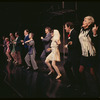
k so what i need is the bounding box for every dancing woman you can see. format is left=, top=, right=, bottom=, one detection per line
left=78, top=16, right=99, bottom=93
left=45, top=29, right=62, bottom=79
left=10, top=36, right=18, bottom=64
left=5, top=37, right=12, bottom=62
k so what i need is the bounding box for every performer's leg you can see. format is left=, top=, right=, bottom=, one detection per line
left=13, top=52, right=18, bottom=63
left=79, top=65, right=88, bottom=93
left=25, top=53, right=31, bottom=67
left=52, top=61, right=62, bottom=79
left=64, top=60, right=74, bottom=84
left=45, top=59, right=53, bottom=75
left=30, top=54, right=38, bottom=70
left=17, top=51, right=22, bottom=65
left=40, top=50, right=47, bottom=68
left=6, top=51, right=11, bottom=61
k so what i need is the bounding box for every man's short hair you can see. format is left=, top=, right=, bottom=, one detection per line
left=45, top=27, right=51, bottom=32
left=24, top=29, right=29, bottom=33
left=65, top=22, right=74, bottom=29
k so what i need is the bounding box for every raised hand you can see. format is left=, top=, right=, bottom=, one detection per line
left=92, top=24, right=98, bottom=35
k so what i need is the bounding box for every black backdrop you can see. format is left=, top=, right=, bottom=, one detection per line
left=0, top=1, right=100, bottom=59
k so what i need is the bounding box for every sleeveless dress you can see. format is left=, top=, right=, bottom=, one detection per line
left=46, top=39, right=60, bottom=61
left=11, top=40, right=16, bottom=53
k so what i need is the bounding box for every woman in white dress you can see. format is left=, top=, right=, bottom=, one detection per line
left=45, top=29, right=62, bottom=79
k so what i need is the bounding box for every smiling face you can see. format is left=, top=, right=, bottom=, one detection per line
left=82, top=18, right=91, bottom=29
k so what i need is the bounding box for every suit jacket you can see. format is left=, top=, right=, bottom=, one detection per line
left=27, top=40, right=36, bottom=55
left=67, top=29, right=81, bottom=63
left=15, top=36, right=21, bottom=51
left=24, top=35, right=29, bottom=48
left=42, top=33, right=52, bottom=53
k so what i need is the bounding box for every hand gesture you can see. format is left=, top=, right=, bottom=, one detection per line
left=14, top=42, right=16, bottom=44
left=68, top=41, right=72, bottom=45
left=47, top=48, right=51, bottom=52
left=64, top=44, right=68, bottom=48
left=21, top=40, right=24, bottom=43
left=22, top=43, right=24, bottom=45
left=41, top=37, right=43, bottom=40
left=92, top=24, right=98, bottom=35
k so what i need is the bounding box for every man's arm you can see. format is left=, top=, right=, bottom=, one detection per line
left=42, top=33, right=52, bottom=42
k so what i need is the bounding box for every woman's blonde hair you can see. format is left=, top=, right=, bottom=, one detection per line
left=84, top=16, right=95, bottom=25
left=52, top=29, right=61, bottom=45
left=5, top=37, right=9, bottom=41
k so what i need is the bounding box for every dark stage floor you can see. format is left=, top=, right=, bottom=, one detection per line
left=0, top=57, right=100, bottom=98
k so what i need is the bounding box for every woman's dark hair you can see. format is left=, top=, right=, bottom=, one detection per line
left=45, top=27, right=51, bottom=33
left=65, top=22, right=74, bottom=29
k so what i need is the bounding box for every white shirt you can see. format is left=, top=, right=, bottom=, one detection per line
left=69, top=28, right=74, bottom=34
left=15, top=37, right=18, bottom=41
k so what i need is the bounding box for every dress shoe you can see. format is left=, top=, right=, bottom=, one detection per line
left=26, top=66, right=31, bottom=70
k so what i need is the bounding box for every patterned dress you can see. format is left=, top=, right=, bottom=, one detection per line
left=46, top=38, right=60, bottom=61
left=11, top=40, right=16, bottom=53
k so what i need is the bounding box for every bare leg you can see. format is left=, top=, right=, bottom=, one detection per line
left=11, top=52, right=17, bottom=63
left=17, top=51, right=22, bottom=65
left=52, top=61, right=62, bottom=79
left=45, top=59, right=54, bottom=75
left=6, top=51, right=11, bottom=61
left=79, top=65, right=87, bottom=93
left=90, top=67, right=97, bottom=80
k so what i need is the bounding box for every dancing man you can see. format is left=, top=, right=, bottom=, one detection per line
left=40, top=27, right=52, bottom=71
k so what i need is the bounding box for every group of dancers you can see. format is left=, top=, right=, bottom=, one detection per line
left=1, top=15, right=100, bottom=94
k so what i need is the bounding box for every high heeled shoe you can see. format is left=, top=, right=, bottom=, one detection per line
left=48, top=71, right=53, bottom=75
left=56, top=74, right=62, bottom=79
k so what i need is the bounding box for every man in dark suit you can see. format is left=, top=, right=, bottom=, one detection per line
left=64, top=22, right=81, bottom=89
left=40, top=27, right=52, bottom=70
left=21, top=29, right=29, bottom=68
left=15, top=32, right=22, bottom=65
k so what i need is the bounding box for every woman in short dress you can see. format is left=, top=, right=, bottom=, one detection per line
left=5, top=37, right=12, bottom=62
left=10, top=36, right=18, bottom=64
left=79, top=16, right=98, bottom=78
left=45, top=29, right=62, bottom=79
left=78, top=16, right=100, bottom=93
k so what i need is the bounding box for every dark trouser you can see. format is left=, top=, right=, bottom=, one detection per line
left=64, top=59, right=80, bottom=87
left=21, top=47, right=28, bottom=67
left=40, top=50, right=50, bottom=69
